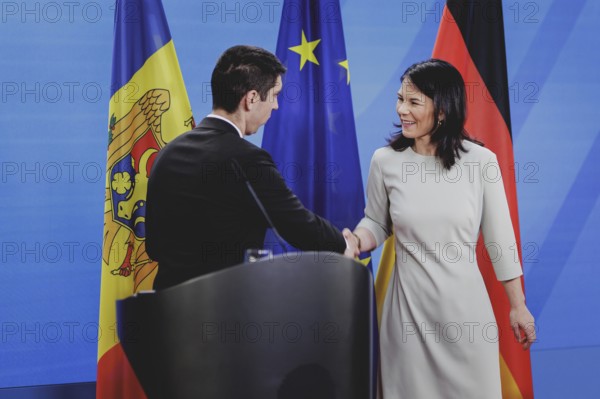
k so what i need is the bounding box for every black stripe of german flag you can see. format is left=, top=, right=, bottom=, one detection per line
left=446, top=0, right=512, bottom=136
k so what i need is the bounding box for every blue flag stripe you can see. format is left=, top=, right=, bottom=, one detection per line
left=110, top=0, right=172, bottom=96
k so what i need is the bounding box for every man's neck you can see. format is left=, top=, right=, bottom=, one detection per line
left=210, top=109, right=245, bottom=137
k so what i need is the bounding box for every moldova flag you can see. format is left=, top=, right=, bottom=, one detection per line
left=262, top=0, right=371, bottom=269
left=97, top=1, right=194, bottom=397
left=376, top=1, right=533, bottom=397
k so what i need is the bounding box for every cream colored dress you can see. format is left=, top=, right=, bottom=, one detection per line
left=357, top=141, right=523, bottom=399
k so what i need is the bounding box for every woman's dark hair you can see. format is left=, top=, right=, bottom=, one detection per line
left=388, top=58, right=480, bottom=169
left=211, top=45, right=287, bottom=113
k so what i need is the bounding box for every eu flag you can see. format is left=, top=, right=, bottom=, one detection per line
left=262, top=0, right=368, bottom=267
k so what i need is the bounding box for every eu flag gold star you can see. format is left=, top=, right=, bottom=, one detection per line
left=357, top=256, right=372, bottom=267
left=338, top=59, right=350, bottom=84
left=289, top=30, right=321, bottom=70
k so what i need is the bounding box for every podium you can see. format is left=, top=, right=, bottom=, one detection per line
left=117, top=252, right=374, bottom=399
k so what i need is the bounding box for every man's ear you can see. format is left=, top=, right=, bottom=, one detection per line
left=244, top=90, right=260, bottom=110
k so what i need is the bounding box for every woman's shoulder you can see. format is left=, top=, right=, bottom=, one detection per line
left=371, top=145, right=407, bottom=166
left=461, top=139, right=497, bottom=161
left=373, top=145, right=395, bottom=157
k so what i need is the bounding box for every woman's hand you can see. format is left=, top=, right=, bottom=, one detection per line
left=502, top=277, right=536, bottom=350
left=509, top=304, right=536, bottom=350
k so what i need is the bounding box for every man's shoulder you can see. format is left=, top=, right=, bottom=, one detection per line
left=155, top=122, right=274, bottom=168
left=233, top=140, right=274, bottom=165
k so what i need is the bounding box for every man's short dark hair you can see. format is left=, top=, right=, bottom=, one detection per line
left=211, top=45, right=287, bottom=113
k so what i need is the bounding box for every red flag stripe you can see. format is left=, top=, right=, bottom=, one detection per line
left=96, top=343, right=147, bottom=399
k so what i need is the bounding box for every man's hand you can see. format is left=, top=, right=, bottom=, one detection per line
left=342, top=228, right=360, bottom=259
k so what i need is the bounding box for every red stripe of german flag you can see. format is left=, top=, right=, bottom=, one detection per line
left=432, top=1, right=533, bottom=398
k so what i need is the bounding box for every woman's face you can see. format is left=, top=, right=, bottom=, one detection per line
left=396, top=79, right=436, bottom=140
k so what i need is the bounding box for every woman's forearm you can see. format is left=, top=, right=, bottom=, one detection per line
left=502, top=277, right=526, bottom=309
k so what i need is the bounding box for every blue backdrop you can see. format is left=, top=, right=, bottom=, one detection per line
left=1, top=1, right=598, bottom=397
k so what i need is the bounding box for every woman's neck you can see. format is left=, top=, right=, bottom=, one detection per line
left=412, top=136, right=436, bottom=156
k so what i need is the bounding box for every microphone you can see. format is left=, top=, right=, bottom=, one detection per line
left=230, top=158, right=288, bottom=251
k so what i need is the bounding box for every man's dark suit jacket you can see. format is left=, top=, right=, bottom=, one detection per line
left=146, top=117, right=346, bottom=289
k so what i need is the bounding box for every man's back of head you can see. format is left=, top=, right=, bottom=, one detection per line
left=211, top=45, right=287, bottom=113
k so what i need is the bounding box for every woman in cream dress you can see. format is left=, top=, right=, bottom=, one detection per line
left=346, top=60, right=536, bottom=398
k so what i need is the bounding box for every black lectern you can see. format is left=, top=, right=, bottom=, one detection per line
left=117, top=252, right=374, bottom=399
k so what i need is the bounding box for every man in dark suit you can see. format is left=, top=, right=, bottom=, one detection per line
left=146, top=45, right=358, bottom=289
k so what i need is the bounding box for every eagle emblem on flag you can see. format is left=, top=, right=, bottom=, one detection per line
left=102, top=89, right=192, bottom=290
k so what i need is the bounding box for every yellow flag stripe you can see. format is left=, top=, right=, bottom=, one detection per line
left=500, top=354, right=524, bottom=399
left=375, top=236, right=395, bottom=325
left=108, top=41, right=192, bottom=143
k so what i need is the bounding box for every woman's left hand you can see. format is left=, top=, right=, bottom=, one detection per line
left=509, top=304, right=536, bottom=350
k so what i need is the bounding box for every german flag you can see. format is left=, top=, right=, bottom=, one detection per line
left=432, top=1, right=533, bottom=398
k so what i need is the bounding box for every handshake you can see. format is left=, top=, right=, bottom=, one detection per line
left=342, top=228, right=362, bottom=259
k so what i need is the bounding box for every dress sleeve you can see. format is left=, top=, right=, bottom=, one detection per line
left=357, top=150, right=392, bottom=247
left=480, top=153, right=524, bottom=281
